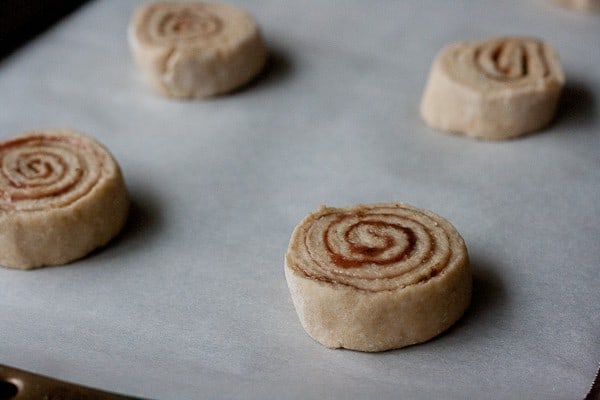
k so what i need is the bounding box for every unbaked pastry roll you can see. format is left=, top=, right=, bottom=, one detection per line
left=0, top=130, right=129, bottom=269
left=128, top=1, right=267, bottom=98
left=285, top=203, right=471, bottom=352
left=555, top=0, right=600, bottom=11
left=420, top=36, right=565, bottom=140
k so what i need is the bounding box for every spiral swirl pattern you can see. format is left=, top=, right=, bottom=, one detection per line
left=287, top=204, right=467, bottom=292
left=420, top=36, right=564, bottom=139
left=0, top=133, right=105, bottom=212
left=143, top=3, right=223, bottom=45
left=129, top=2, right=266, bottom=99
left=473, top=37, right=549, bottom=82
left=440, top=36, right=563, bottom=90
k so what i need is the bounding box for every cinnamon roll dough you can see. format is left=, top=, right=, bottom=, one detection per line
left=128, top=1, right=267, bottom=98
left=556, top=0, right=600, bottom=11
left=0, top=130, right=129, bottom=269
left=285, top=203, right=471, bottom=352
left=420, top=36, right=565, bottom=140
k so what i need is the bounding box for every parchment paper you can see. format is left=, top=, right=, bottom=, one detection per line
left=0, top=1, right=598, bottom=399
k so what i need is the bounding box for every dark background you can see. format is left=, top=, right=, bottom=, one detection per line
left=0, top=0, right=89, bottom=61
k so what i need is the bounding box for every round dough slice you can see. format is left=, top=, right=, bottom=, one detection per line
left=0, top=130, right=130, bottom=269
left=285, top=203, right=471, bottom=352
left=420, top=36, right=565, bottom=140
left=128, top=1, right=267, bottom=98
left=555, top=0, right=600, bottom=12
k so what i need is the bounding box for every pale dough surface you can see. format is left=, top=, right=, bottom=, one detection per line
left=128, top=1, right=267, bottom=98
left=556, top=0, right=600, bottom=11
left=285, top=203, right=471, bottom=352
left=0, top=130, right=129, bottom=269
left=420, top=36, right=565, bottom=140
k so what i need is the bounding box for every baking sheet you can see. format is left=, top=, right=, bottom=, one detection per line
left=0, top=1, right=599, bottom=399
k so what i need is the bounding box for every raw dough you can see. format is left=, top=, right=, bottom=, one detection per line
left=420, top=36, right=565, bottom=140
left=128, top=1, right=267, bottom=98
left=0, top=130, right=129, bottom=269
left=285, top=203, right=471, bottom=352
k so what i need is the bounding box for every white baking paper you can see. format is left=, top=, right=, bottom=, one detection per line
left=0, top=1, right=598, bottom=399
